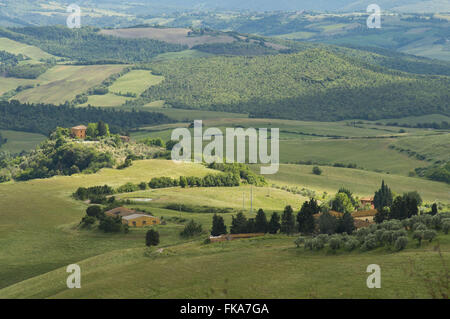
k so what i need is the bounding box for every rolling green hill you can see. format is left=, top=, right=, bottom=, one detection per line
left=139, top=48, right=450, bottom=121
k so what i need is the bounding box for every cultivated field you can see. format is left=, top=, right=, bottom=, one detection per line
left=100, top=28, right=236, bottom=48
left=13, top=64, right=127, bottom=104
left=80, top=70, right=164, bottom=107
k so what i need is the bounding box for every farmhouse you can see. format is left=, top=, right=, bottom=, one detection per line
left=122, top=214, right=160, bottom=227
left=71, top=125, right=87, bottom=139
left=360, top=196, right=375, bottom=209
left=105, top=206, right=136, bottom=217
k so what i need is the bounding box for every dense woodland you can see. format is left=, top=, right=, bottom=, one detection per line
left=141, top=49, right=450, bottom=121
left=0, top=26, right=186, bottom=63
left=0, top=100, right=172, bottom=135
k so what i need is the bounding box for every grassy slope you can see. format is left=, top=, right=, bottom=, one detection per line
left=0, top=160, right=214, bottom=289
left=131, top=117, right=439, bottom=176
left=13, top=64, right=126, bottom=104
left=0, top=129, right=46, bottom=153
left=80, top=70, right=164, bottom=107
left=256, top=164, right=450, bottom=202
left=1, top=232, right=449, bottom=299
left=0, top=37, right=55, bottom=60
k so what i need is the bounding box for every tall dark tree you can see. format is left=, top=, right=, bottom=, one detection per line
left=373, top=180, right=393, bottom=211
left=146, top=229, right=160, bottom=246
left=318, top=212, right=338, bottom=235
left=97, top=120, right=108, bottom=137
left=268, top=212, right=281, bottom=234
left=281, top=205, right=296, bottom=235
left=255, top=208, right=268, bottom=233
left=246, top=218, right=256, bottom=233
left=390, top=193, right=418, bottom=220
left=230, top=212, right=248, bottom=234
left=86, top=205, right=102, bottom=218
left=297, top=200, right=316, bottom=234
left=337, top=212, right=355, bottom=234
left=211, top=214, right=227, bottom=236
left=430, top=203, right=438, bottom=216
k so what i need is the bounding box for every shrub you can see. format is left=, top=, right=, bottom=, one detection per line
left=381, top=230, right=394, bottom=246
left=329, top=237, right=342, bottom=251
left=312, top=166, right=322, bottom=175
left=345, top=238, right=359, bottom=251
left=361, top=234, right=378, bottom=251
left=312, top=238, right=325, bottom=251
left=98, top=216, right=125, bottom=233
left=304, top=239, right=313, bottom=250
left=394, top=236, right=408, bottom=251
left=146, top=229, right=160, bottom=246
left=86, top=205, right=102, bottom=218
left=423, top=230, right=437, bottom=243
left=414, top=223, right=427, bottom=231
left=116, top=182, right=139, bottom=193
left=294, top=236, right=305, bottom=248
left=316, top=234, right=329, bottom=244
left=413, top=230, right=425, bottom=246
left=443, top=220, right=450, bottom=234
left=80, top=215, right=96, bottom=227
left=180, top=220, right=203, bottom=238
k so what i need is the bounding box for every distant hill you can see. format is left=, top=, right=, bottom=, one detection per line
left=139, top=48, right=450, bottom=121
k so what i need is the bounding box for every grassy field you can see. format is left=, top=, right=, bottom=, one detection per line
left=131, top=117, right=439, bottom=176
left=1, top=226, right=449, bottom=298
left=0, top=76, right=36, bottom=95
left=100, top=27, right=236, bottom=48
left=0, top=37, right=55, bottom=61
left=80, top=70, right=164, bottom=107
left=256, top=164, right=450, bottom=203
left=12, top=64, right=127, bottom=104
left=0, top=129, right=46, bottom=153
left=0, top=158, right=448, bottom=298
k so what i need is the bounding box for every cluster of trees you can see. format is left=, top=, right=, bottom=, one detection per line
left=80, top=205, right=128, bottom=233
left=210, top=200, right=355, bottom=237
left=140, top=49, right=450, bottom=121
left=150, top=173, right=241, bottom=189
left=416, top=162, right=450, bottom=184
left=4, top=63, right=51, bottom=79
left=385, top=120, right=449, bottom=130
left=0, top=100, right=172, bottom=135
left=300, top=212, right=450, bottom=253
left=4, top=26, right=187, bottom=63
left=73, top=185, right=115, bottom=202
left=373, top=181, right=423, bottom=223
left=207, top=162, right=266, bottom=186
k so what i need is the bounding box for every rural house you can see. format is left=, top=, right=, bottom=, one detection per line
left=122, top=214, right=160, bottom=227
left=71, top=125, right=87, bottom=139
left=360, top=196, right=375, bottom=209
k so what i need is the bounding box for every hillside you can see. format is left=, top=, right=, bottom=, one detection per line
left=139, top=48, right=450, bottom=121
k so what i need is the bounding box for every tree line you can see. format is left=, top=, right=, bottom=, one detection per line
left=0, top=100, right=173, bottom=136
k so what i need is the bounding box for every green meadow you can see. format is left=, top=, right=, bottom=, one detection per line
left=0, top=37, right=55, bottom=61
left=13, top=64, right=126, bottom=105
left=130, top=117, right=444, bottom=176
left=0, top=158, right=448, bottom=298
left=0, top=129, right=46, bottom=153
